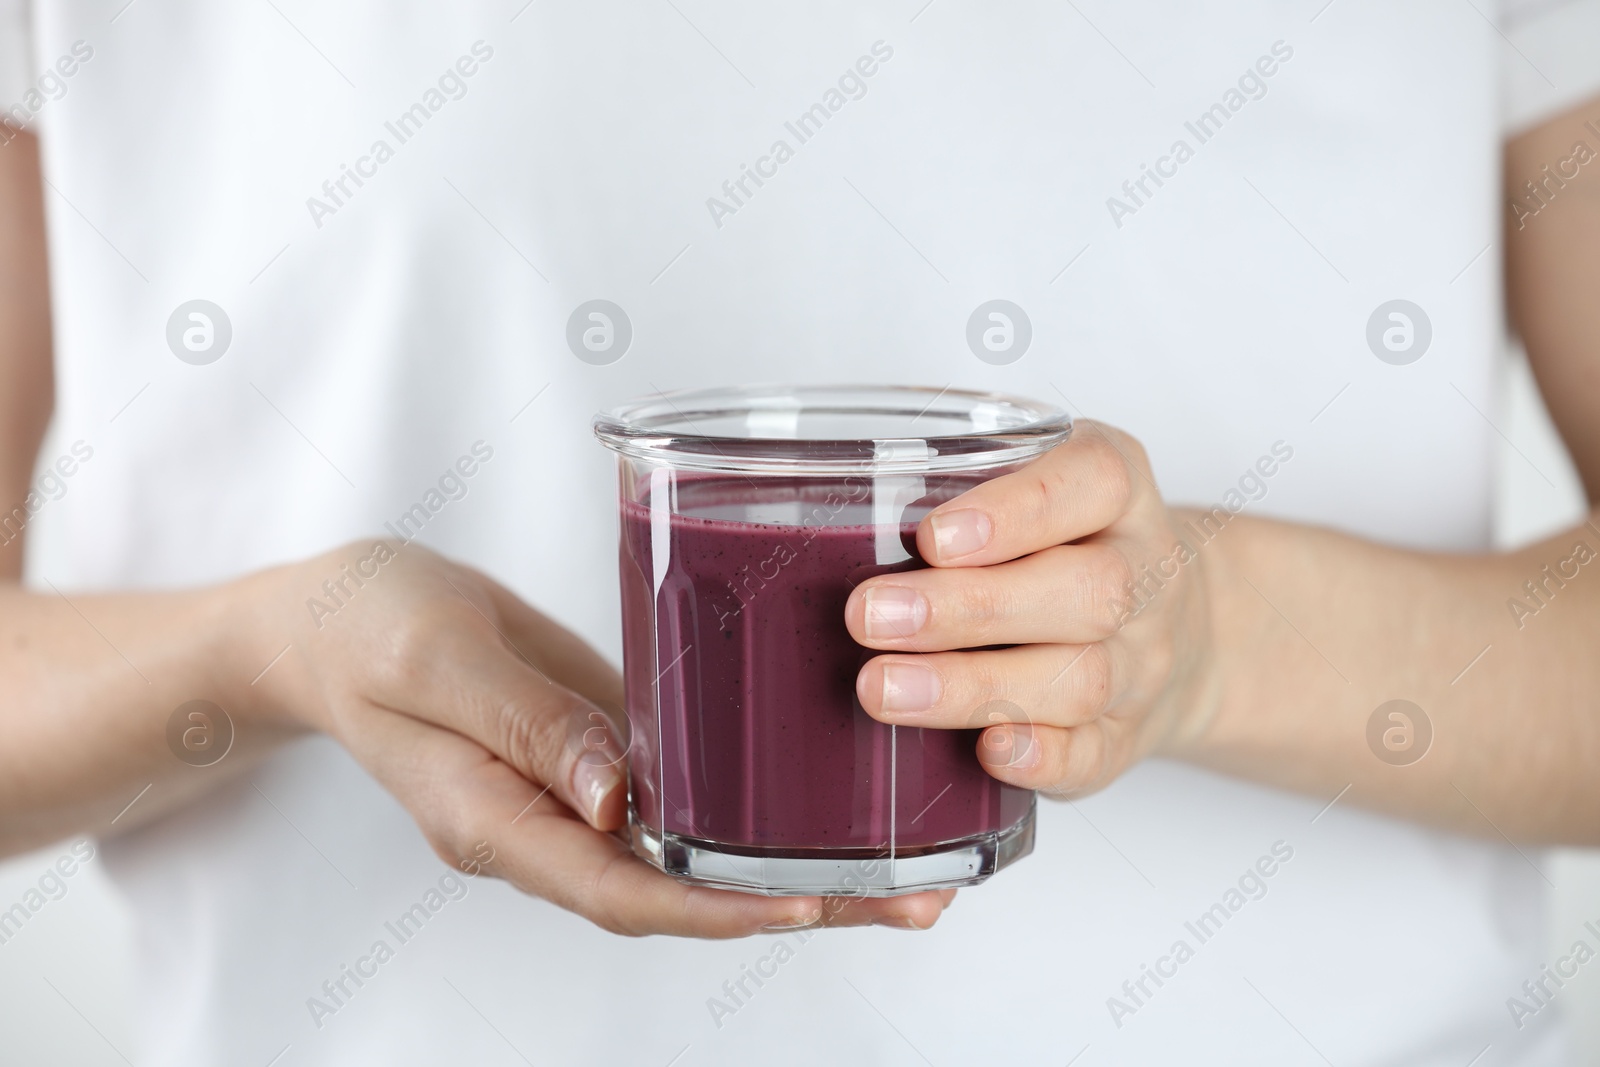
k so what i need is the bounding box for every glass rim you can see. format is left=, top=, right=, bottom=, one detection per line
left=592, top=383, right=1072, bottom=475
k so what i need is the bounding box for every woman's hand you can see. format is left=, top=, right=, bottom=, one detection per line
left=846, top=422, right=1219, bottom=799
left=241, top=541, right=951, bottom=937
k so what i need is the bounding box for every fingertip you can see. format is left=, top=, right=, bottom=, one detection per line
left=842, top=584, right=869, bottom=644
left=977, top=723, right=1042, bottom=780
left=757, top=901, right=825, bottom=934
left=570, top=758, right=627, bottom=831
left=915, top=518, right=941, bottom=567
left=855, top=659, right=884, bottom=718
left=591, top=778, right=628, bottom=832
left=872, top=891, right=948, bottom=930
left=670, top=885, right=825, bottom=940
left=921, top=507, right=993, bottom=566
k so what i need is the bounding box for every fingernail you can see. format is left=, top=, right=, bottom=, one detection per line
left=987, top=724, right=1039, bottom=771
left=571, top=759, right=623, bottom=827
left=871, top=915, right=925, bottom=930
left=879, top=661, right=941, bottom=714
left=863, top=587, right=928, bottom=640
left=761, top=911, right=821, bottom=933
left=929, top=509, right=991, bottom=561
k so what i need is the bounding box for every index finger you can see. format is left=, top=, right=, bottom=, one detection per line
left=366, top=710, right=954, bottom=937
left=917, top=420, right=1145, bottom=567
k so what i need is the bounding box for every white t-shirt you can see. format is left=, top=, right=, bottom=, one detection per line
left=13, top=1, right=1600, bottom=1063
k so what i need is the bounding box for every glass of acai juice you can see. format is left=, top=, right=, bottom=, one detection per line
left=593, top=384, right=1071, bottom=896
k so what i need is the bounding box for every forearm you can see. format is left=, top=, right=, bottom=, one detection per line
left=1182, top=511, right=1600, bottom=843
left=0, top=575, right=298, bottom=856
left=0, top=128, right=53, bottom=582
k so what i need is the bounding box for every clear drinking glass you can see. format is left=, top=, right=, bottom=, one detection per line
left=593, top=385, right=1072, bottom=896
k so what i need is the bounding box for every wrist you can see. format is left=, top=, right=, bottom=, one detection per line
left=208, top=562, right=319, bottom=734
left=1153, top=506, right=1237, bottom=759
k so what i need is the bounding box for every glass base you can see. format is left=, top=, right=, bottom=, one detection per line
left=630, top=801, right=1036, bottom=897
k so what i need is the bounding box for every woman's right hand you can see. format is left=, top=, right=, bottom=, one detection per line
left=237, top=540, right=953, bottom=937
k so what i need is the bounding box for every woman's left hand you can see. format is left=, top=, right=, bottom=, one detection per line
left=846, top=420, right=1219, bottom=799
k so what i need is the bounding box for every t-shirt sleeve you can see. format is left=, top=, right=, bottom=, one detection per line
left=1502, top=0, right=1600, bottom=134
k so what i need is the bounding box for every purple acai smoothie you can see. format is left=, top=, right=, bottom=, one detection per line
left=619, top=476, right=1029, bottom=854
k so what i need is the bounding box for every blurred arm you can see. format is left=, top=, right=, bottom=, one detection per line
left=0, top=127, right=52, bottom=580
left=1507, top=95, right=1600, bottom=497
left=1181, top=95, right=1600, bottom=843
left=0, top=128, right=276, bottom=855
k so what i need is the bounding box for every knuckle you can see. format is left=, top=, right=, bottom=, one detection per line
left=589, top=911, right=636, bottom=938
left=1031, top=460, right=1084, bottom=541
left=424, top=837, right=465, bottom=873
left=1038, top=744, right=1079, bottom=798
left=1083, top=432, right=1134, bottom=508
left=965, top=655, right=1018, bottom=712
left=371, top=617, right=443, bottom=691
left=949, top=576, right=1012, bottom=632
left=1143, top=633, right=1177, bottom=690
left=420, top=810, right=481, bottom=876
left=1062, top=643, right=1113, bottom=718
left=1015, top=473, right=1058, bottom=538
left=1099, top=451, right=1135, bottom=510
left=1061, top=727, right=1112, bottom=796
left=1082, top=547, right=1134, bottom=634
left=1034, top=459, right=1073, bottom=509
left=1083, top=738, right=1115, bottom=792
left=1111, top=428, right=1150, bottom=470
left=498, top=696, right=562, bottom=777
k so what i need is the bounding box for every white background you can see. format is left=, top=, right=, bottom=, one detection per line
left=1, top=343, right=1596, bottom=1062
